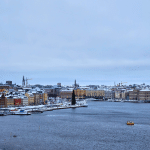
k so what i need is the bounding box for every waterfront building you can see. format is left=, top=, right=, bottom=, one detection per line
left=42, top=93, right=48, bottom=104
left=59, top=89, right=73, bottom=99
left=104, top=90, right=115, bottom=100
left=125, top=91, right=129, bottom=100
left=138, top=89, right=150, bottom=101
left=7, top=97, right=14, bottom=106
left=33, top=93, right=40, bottom=105
left=129, top=90, right=139, bottom=100
left=129, top=89, right=150, bottom=101
left=14, top=98, right=21, bottom=106
left=86, top=89, right=104, bottom=99
left=121, top=91, right=126, bottom=100
left=114, top=89, right=127, bottom=100
left=47, top=87, right=61, bottom=98
left=74, top=89, right=86, bottom=99
left=115, top=90, right=122, bottom=99
left=21, top=96, right=28, bottom=106
left=24, top=88, right=48, bottom=105
left=0, top=94, right=7, bottom=108
left=25, top=94, right=34, bottom=105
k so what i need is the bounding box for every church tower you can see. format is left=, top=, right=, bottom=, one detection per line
left=74, top=79, right=79, bottom=88
left=22, top=76, right=25, bottom=87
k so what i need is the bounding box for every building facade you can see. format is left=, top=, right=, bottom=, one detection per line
left=0, top=94, right=7, bottom=108
left=86, top=89, right=104, bottom=99
left=21, top=97, right=28, bottom=106
left=59, top=90, right=72, bottom=99
left=129, top=90, right=139, bottom=100
left=34, top=93, right=40, bottom=105
left=104, top=90, right=115, bottom=100
left=7, top=97, right=14, bottom=106
left=74, top=89, right=86, bottom=99
left=14, top=98, right=21, bottom=106
left=139, top=90, right=150, bottom=101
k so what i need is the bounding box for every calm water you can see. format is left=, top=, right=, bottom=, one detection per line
left=0, top=101, right=150, bottom=150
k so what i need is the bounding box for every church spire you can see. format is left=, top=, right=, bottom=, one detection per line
left=75, top=79, right=76, bottom=88
left=22, top=76, right=25, bottom=87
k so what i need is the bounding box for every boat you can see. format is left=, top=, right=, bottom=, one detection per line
left=127, top=121, right=134, bottom=125
left=107, top=99, right=114, bottom=102
left=0, top=110, right=7, bottom=116
left=114, top=99, right=121, bottom=102
left=27, top=108, right=43, bottom=113
left=12, top=109, right=31, bottom=115
left=124, top=100, right=139, bottom=103
left=86, top=98, right=97, bottom=101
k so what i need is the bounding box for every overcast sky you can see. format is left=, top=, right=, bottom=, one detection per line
left=1, top=0, right=150, bottom=86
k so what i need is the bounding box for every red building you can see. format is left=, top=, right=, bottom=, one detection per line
left=14, top=99, right=21, bottom=106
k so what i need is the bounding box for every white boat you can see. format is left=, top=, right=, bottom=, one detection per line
left=107, top=99, right=114, bottom=102
left=12, top=109, right=31, bottom=115
left=114, top=99, right=121, bottom=102
left=0, top=110, right=7, bottom=116
left=123, top=100, right=139, bottom=103
left=86, top=98, right=97, bottom=101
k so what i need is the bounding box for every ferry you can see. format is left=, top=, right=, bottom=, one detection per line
left=127, top=121, right=134, bottom=125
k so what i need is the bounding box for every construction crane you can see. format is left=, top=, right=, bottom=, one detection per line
left=121, top=81, right=127, bottom=86
left=26, top=78, right=32, bottom=87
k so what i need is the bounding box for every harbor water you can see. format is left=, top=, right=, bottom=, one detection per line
left=0, top=101, right=150, bottom=150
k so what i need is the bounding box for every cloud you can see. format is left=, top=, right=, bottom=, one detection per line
left=0, top=0, right=150, bottom=84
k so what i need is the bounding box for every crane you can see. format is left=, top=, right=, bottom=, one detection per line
left=26, top=78, right=32, bottom=87
left=121, top=81, right=127, bottom=86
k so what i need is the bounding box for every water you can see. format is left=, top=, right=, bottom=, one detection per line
left=0, top=101, right=150, bottom=150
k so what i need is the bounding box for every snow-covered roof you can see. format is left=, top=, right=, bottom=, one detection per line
left=61, top=89, right=73, bottom=92
left=140, top=89, right=150, bottom=91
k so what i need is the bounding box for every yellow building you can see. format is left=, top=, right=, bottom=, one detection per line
left=59, top=90, right=72, bottom=99
left=86, top=89, right=104, bottom=98
left=28, top=96, right=34, bottom=105
left=42, top=93, right=48, bottom=104
left=7, top=98, right=14, bottom=106
left=74, top=89, right=86, bottom=99
left=25, top=93, right=34, bottom=105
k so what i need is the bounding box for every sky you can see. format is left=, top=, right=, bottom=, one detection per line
left=0, top=0, right=150, bottom=86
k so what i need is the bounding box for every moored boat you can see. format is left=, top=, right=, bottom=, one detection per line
left=0, top=110, right=7, bottom=116
left=11, top=109, right=31, bottom=115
